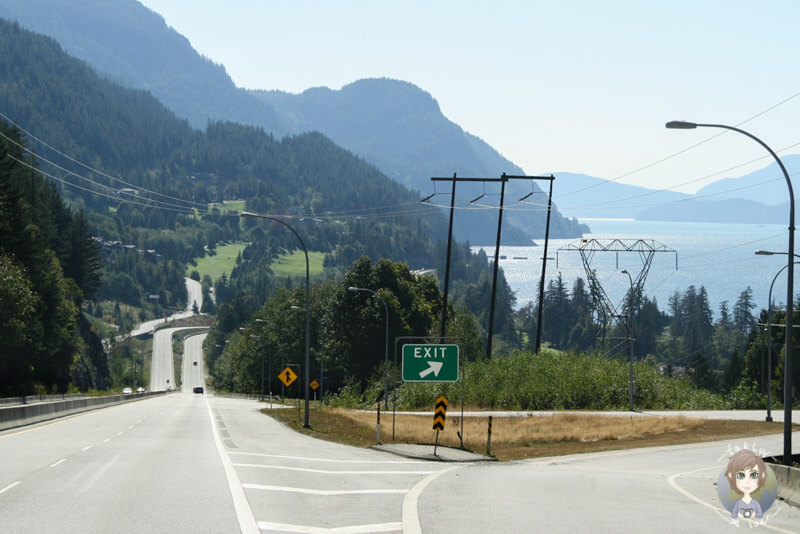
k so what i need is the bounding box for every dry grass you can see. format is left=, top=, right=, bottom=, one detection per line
left=264, top=406, right=788, bottom=461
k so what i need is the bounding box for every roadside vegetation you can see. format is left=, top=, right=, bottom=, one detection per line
left=265, top=406, right=788, bottom=461
left=323, top=349, right=765, bottom=412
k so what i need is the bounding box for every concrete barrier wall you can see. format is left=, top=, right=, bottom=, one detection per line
left=773, top=463, right=800, bottom=508
left=0, top=393, right=85, bottom=407
left=0, top=392, right=166, bottom=432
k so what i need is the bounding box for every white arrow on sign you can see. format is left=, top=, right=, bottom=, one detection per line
left=419, top=361, right=444, bottom=379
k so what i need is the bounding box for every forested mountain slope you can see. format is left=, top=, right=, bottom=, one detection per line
left=0, top=0, right=586, bottom=244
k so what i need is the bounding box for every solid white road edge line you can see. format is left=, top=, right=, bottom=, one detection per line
left=401, top=465, right=462, bottom=534
left=206, top=396, right=259, bottom=534
left=667, top=465, right=797, bottom=534
left=256, top=520, right=402, bottom=533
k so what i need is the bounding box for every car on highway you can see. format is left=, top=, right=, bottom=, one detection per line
left=192, top=386, right=204, bottom=394
left=122, top=387, right=132, bottom=394
left=136, top=387, right=145, bottom=393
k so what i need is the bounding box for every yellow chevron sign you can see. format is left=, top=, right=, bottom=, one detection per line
left=433, top=396, right=448, bottom=431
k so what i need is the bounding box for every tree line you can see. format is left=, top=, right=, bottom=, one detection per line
left=0, top=122, right=106, bottom=394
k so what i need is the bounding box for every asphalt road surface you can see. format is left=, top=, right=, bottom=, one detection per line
left=3, top=391, right=799, bottom=533
left=181, top=333, right=208, bottom=393
left=4, top=311, right=800, bottom=533
left=414, top=433, right=800, bottom=533
left=130, top=277, right=203, bottom=337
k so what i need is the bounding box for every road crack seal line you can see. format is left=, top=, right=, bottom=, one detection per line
left=229, top=451, right=431, bottom=465
left=667, top=465, right=797, bottom=534
left=256, top=520, right=402, bottom=533
left=242, top=484, right=407, bottom=496
left=0, top=481, right=21, bottom=494
left=233, top=463, right=434, bottom=475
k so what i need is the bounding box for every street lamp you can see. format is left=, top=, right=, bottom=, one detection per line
left=621, top=269, right=635, bottom=411
left=249, top=334, right=268, bottom=403
left=668, top=121, right=795, bottom=465
left=241, top=211, right=311, bottom=428
left=348, top=286, right=390, bottom=409
left=291, top=305, right=325, bottom=403
left=254, top=319, right=274, bottom=407
left=755, top=251, right=800, bottom=423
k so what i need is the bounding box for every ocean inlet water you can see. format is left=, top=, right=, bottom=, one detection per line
left=473, top=219, right=793, bottom=318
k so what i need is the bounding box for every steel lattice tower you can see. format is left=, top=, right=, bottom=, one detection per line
left=557, top=239, right=677, bottom=351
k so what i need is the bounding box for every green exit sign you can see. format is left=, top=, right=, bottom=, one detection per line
left=402, top=344, right=459, bottom=382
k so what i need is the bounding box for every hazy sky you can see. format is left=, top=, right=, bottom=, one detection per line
left=137, top=0, right=800, bottom=194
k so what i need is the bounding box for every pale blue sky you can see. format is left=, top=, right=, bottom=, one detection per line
left=138, top=0, right=800, bottom=194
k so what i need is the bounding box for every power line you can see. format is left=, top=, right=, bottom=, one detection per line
left=552, top=88, right=800, bottom=200
left=0, top=111, right=203, bottom=209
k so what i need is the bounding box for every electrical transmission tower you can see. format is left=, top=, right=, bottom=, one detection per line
left=557, top=239, right=677, bottom=351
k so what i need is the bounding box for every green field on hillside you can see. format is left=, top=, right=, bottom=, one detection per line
left=189, top=244, right=325, bottom=281
left=270, top=250, right=326, bottom=278
left=188, top=242, right=249, bottom=280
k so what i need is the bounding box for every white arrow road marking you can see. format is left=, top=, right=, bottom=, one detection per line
left=418, top=361, right=443, bottom=378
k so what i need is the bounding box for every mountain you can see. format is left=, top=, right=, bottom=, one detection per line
left=0, top=18, right=456, bottom=289
left=256, top=80, right=523, bottom=194
left=692, top=154, right=800, bottom=206
left=0, top=0, right=586, bottom=244
left=0, top=0, right=286, bottom=134
left=546, top=173, right=691, bottom=220
left=550, top=166, right=798, bottom=225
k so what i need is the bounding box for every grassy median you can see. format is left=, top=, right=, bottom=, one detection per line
left=262, top=405, right=790, bottom=461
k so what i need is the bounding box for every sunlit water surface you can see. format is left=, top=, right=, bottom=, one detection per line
left=473, top=220, right=792, bottom=317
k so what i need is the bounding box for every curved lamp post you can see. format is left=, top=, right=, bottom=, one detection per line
left=291, top=305, right=325, bottom=404
left=348, top=286, right=389, bottom=409
left=621, top=269, right=635, bottom=411
left=668, top=121, right=794, bottom=465
left=241, top=211, right=311, bottom=428
left=755, top=252, right=800, bottom=423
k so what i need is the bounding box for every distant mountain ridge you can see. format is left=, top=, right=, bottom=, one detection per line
left=3, top=0, right=796, bottom=227
left=0, top=0, right=587, bottom=244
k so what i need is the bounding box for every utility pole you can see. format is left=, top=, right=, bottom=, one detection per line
left=429, top=173, right=555, bottom=358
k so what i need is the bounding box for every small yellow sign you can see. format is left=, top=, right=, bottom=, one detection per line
left=279, top=367, right=297, bottom=387
left=310, top=380, right=319, bottom=390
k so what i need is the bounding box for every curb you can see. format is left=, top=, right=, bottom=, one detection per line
left=371, top=443, right=496, bottom=462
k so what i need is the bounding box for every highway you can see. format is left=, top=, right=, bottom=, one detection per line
left=415, top=434, right=800, bottom=533
left=4, top=393, right=798, bottom=533
left=182, top=333, right=208, bottom=393
left=130, top=277, right=203, bottom=338
left=3, top=311, right=799, bottom=533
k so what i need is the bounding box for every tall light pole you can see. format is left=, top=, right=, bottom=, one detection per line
left=621, top=269, right=635, bottom=411
left=249, top=334, right=266, bottom=402
left=755, top=251, right=800, bottom=423
left=254, top=319, right=273, bottom=407
left=667, top=121, right=794, bottom=465
left=348, top=286, right=389, bottom=409
left=241, top=211, right=311, bottom=428
left=291, top=305, right=325, bottom=403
